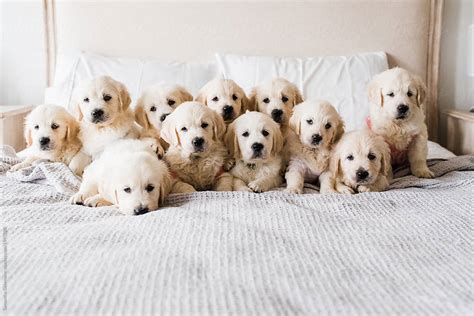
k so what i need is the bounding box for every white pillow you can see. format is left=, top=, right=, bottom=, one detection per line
left=45, top=52, right=220, bottom=108
left=215, top=52, right=388, bottom=130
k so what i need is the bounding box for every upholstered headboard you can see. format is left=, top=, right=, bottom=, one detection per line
left=44, top=0, right=443, bottom=140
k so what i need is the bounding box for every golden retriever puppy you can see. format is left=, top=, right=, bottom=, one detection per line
left=161, top=101, right=233, bottom=192
left=249, top=78, right=303, bottom=128
left=322, top=130, right=391, bottom=194
left=195, top=79, right=250, bottom=123
left=72, top=76, right=140, bottom=163
left=10, top=104, right=83, bottom=175
left=367, top=67, right=433, bottom=178
left=285, top=100, right=345, bottom=194
left=225, top=111, right=284, bottom=192
left=70, top=139, right=171, bottom=215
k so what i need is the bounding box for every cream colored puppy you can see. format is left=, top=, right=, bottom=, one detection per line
left=161, top=101, right=233, bottom=192
left=72, top=76, right=141, bottom=168
left=367, top=67, right=433, bottom=178
left=249, top=78, right=303, bottom=128
left=225, top=111, right=284, bottom=192
left=195, top=79, right=250, bottom=123
left=10, top=104, right=83, bottom=175
left=323, top=130, right=391, bottom=194
left=70, top=139, right=171, bottom=215
left=285, top=100, right=345, bottom=194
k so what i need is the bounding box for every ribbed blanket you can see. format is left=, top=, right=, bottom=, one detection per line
left=1, top=145, right=473, bottom=315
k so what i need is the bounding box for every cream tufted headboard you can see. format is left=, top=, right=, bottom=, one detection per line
left=44, top=0, right=443, bottom=140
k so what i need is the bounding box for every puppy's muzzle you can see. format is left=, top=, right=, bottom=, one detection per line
left=271, top=109, right=284, bottom=123
left=396, top=104, right=409, bottom=119
left=222, top=105, right=234, bottom=121
left=251, top=142, right=264, bottom=158
left=91, top=108, right=105, bottom=123
left=134, top=205, right=149, bottom=216
left=39, top=137, right=51, bottom=150
left=311, top=134, right=323, bottom=146
left=355, top=168, right=370, bottom=182
left=192, top=137, right=205, bottom=151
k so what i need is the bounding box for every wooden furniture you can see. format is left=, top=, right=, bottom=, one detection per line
left=0, top=105, right=35, bottom=152
left=443, top=110, right=474, bottom=155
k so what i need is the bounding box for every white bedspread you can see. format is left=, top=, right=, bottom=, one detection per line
left=1, top=145, right=473, bottom=314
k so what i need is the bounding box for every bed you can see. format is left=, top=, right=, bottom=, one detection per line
left=3, top=0, right=474, bottom=314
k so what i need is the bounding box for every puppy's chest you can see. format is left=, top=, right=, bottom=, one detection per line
left=232, top=160, right=280, bottom=184
left=379, top=124, right=418, bottom=151
left=169, top=155, right=224, bottom=190
left=300, top=147, right=330, bottom=176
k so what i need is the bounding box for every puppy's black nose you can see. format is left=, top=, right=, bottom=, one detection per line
left=192, top=137, right=205, bottom=148
left=39, top=137, right=50, bottom=146
left=92, top=109, right=104, bottom=119
left=271, top=109, right=284, bottom=123
left=222, top=105, right=234, bottom=120
left=397, top=104, right=409, bottom=114
left=356, top=169, right=369, bottom=181
left=312, top=134, right=323, bottom=145
left=134, top=206, right=149, bottom=216
left=251, top=142, right=264, bottom=153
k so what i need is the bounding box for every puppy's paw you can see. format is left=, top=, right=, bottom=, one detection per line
left=224, top=158, right=236, bottom=171
left=70, top=192, right=87, bottom=205
left=248, top=181, right=267, bottom=193
left=10, top=162, right=29, bottom=172
left=84, top=195, right=112, bottom=207
left=336, top=183, right=355, bottom=194
left=357, top=185, right=372, bottom=193
left=285, top=186, right=303, bottom=194
left=412, top=167, right=434, bottom=178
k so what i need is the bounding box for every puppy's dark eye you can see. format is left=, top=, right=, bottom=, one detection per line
left=306, top=119, right=313, bottom=125
left=407, top=91, right=413, bottom=97
left=262, top=130, right=269, bottom=137
left=242, top=131, right=249, bottom=137
left=201, top=122, right=208, bottom=129
left=83, top=97, right=89, bottom=103
left=181, top=127, right=187, bottom=132
left=103, top=95, right=112, bottom=102
left=325, top=122, right=332, bottom=129
left=51, top=123, right=59, bottom=130
left=232, top=94, right=238, bottom=101
left=368, top=153, right=376, bottom=160
left=212, top=96, right=219, bottom=102
left=145, top=184, right=154, bottom=192
left=263, top=98, right=270, bottom=104
left=34, top=125, right=39, bottom=130
left=281, top=95, right=289, bottom=103
left=150, top=106, right=156, bottom=112
left=167, top=99, right=175, bottom=106
left=160, top=113, right=169, bottom=122
left=124, top=187, right=131, bottom=193
left=387, top=92, right=395, bottom=97
left=347, top=155, right=354, bottom=161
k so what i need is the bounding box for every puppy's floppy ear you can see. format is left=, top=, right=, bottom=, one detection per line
left=114, top=80, right=132, bottom=112
left=247, top=88, right=258, bottom=112
left=224, top=121, right=240, bottom=159
left=160, top=114, right=180, bottom=147
left=24, top=122, right=33, bottom=147
left=288, top=106, right=302, bottom=135
left=291, top=84, right=304, bottom=106
left=377, top=136, right=392, bottom=177
left=271, top=124, right=284, bottom=155
left=71, top=102, right=83, bottom=121
left=65, top=116, right=80, bottom=143
left=134, top=98, right=151, bottom=129
left=211, top=110, right=226, bottom=141
left=329, top=146, right=342, bottom=179
left=413, top=74, right=427, bottom=107
left=176, top=86, right=193, bottom=105
left=331, top=114, right=345, bottom=144
left=240, top=93, right=253, bottom=112
left=194, top=86, right=208, bottom=105
left=159, top=172, right=172, bottom=205
left=367, top=76, right=383, bottom=107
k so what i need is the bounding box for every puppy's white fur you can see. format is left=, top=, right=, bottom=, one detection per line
left=195, top=79, right=250, bottom=123
left=367, top=67, right=433, bottom=178
left=285, top=100, right=344, bottom=194
left=161, top=101, right=232, bottom=192
left=10, top=104, right=83, bottom=175
left=249, top=78, right=303, bottom=128
left=72, top=76, right=140, bottom=170
left=70, top=139, right=171, bottom=215
left=322, top=130, right=391, bottom=194
left=225, top=111, right=284, bottom=192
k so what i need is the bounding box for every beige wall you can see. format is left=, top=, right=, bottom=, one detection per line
left=0, top=0, right=46, bottom=106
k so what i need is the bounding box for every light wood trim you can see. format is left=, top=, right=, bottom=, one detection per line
left=426, top=0, right=444, bottom=141
left=0, top=105, right=35, bottom=119
left=43, top=0, right=56, bottom=87
left=443, top=110, right=474, bottom=123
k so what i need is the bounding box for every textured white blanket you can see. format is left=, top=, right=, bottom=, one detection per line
left=1, top=145, right=473, bottom=314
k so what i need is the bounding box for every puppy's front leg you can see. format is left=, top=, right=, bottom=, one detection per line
left=70, top=177, right=98, bottom=205
left=214, top=172, right=233, bottom=191
left=358, top=176, right=389, bottom=193
left=171, top=180, right=196, bottom=193
left=408, top=134, right=434, bottom=178
left=335, top=181, right=355, bottom=194
left=83, top=194, right=113, bottom=207
left=285, top=169, right=305, bottom=194
left=248, top=175, right=282, bottom=193
left=319, top=171, right=337, bottom=194
left=69, top=151, right=92, bottom=177
left=10, top=156, right=39, bottom=171
left=233, top=177, right=252, bottom=192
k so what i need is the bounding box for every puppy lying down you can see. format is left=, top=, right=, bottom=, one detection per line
left=321, top=130, right=391, bottom=194
left=70, top=139, right=171, bottom=215
left=10, top=104, right=83, bottom=176
left=225, top=111, right=284, bottom=192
